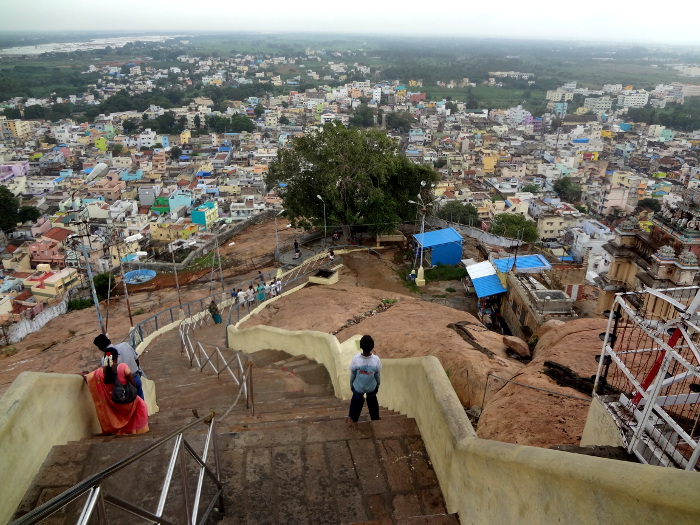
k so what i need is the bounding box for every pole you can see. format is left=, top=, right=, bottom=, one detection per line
left=322, top=200, right=327, bottom=248
left=171, top=244, right=183, bottom=308
left=115, top=241, right=134, bottom=327
left=216, top=237, right=225, bottom=292
left=79, top=242, right=105, bottom=334
left=274, top=213, right=279, bottom=260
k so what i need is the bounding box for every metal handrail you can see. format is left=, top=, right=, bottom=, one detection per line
left=11, top=413, right=222, bottom=525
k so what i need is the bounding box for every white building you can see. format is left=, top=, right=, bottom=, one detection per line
left=617, top=91, right=649, bottom=108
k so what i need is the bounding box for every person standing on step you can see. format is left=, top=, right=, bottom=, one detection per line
left=347, top=335, right=382, bottom=424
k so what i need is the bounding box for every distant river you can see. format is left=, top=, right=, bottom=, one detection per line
left=0, top=35, right=185, bottom=56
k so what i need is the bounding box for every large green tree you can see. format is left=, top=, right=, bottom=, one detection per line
left=489, top=214, right=539, bottom=243
left=266, top=123, right=438, bottom=236
left=553, top=177, right=582, bottom=202
left=438, top=201, right=481, bottom=227
left=0, top=187, right=20, bottom=231
left=349, top=103, right=374, bottom=128
left=638, top=198, right=661, bottom=212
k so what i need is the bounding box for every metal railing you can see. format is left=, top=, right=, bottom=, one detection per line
left=11, top=413, right=223, bottom=525
left=594, top=287, right=700, bottom=470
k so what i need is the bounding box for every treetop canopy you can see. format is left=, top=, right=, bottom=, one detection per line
left=266, top=123, right=438, bottom=236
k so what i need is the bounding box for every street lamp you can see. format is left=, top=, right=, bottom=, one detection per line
left=274, top=209, right=284, bottom=260
left=317, top=194, right=326, bottom=248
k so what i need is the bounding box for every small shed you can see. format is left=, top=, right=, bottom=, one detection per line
left=466, top=261, right=507, bottom=298
left=414, top=227, right=463, bottom=266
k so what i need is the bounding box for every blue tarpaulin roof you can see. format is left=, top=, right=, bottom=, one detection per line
left=466, top=261, right=507, bottom=298
left=414, top=228, right=463, bottom=248
left=473, top=275, right=507, bottom=298
left=492, top=254, right=552, bottom=273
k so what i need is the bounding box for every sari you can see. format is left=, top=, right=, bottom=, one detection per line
left=256, top=284, right=266, bottom=302
left=86, top=363, right=149, bottom=435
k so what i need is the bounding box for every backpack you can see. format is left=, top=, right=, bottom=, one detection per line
left=112, top=365, right=138, bottom=404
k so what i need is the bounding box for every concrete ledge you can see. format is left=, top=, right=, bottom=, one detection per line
left=0, top=372, right=101, bottom=524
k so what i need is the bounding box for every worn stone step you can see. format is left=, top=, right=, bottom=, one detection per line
left=271, top=354, right=309, bottom=367
left=403, top=514, right=461, bottom=524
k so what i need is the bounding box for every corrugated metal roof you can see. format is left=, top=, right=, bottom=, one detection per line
left=414, top=227, right=463, bottom=248
left=472, top=274, right=507, bottom=298
left=466, top=261, right=497, bottom=280
left=492, top=254, right=551, bottom=273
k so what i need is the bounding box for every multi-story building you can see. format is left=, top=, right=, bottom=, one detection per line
left=617, top=90, right=649, bottom=108
left=583, top=97, right=612, bottom=112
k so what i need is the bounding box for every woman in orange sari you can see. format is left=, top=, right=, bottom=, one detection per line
left=83, top=350, right=149, bottom=435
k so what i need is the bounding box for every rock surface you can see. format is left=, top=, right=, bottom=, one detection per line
left=503, top=335, right=531, bottom=358
left=477, top=317, right=608, bottom=447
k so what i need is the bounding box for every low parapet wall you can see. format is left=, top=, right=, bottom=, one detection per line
left=0, top=371, right=159, bottom=524
left=228, top=324, right=700, bottom=524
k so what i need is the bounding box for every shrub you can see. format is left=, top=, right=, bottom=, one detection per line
left=446, top=287, right=456, bottom=293
left=68, top=299, right=93, bottom=311
left=134, top=308, right=145, bottom=315
left=4, top=346, right=18, bottom=357
left=425, top=264, right=467, bottom=282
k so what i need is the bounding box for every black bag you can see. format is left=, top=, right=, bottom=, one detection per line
left=112, top=379, right=138, bottom=404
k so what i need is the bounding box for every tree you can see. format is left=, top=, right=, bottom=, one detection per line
left=638, top=198, right=661, bottom=212
left=385, top=111, right=415, bottom=133
left=18, top=206, right=41, bottom=223
left=445, top=101, right=458, bottom=114
left=489, top=214, right=539, bottom=243
left=279, top=115, right=290, bottom=125
left=349, top=103, right=374, bottom=128
left=0, top=186, right=19, bottom=231
left=93, top=272, right=113, bottom=301
left=438, top=201, right=481, bottom=227
left=170, top=146, right=182, bottom=160
left=521, top=184, right=541, bottom=193
left=553, top=177, right=582, bottom=202
left=254, top=103, right=265, bottom=118
left=112, top=144, right=124, bottom=154
left=266, top=123, right=439, bottom=236
left=193, top=114, right=201, bottom=129
left=122, top=118, right=138, bottom=134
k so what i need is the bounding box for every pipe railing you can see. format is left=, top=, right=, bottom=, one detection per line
left=10, top=413, right=223, bottom=525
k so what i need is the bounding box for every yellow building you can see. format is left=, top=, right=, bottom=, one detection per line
left=180, top=130, right=191, bottom=145
left=149, top=220, right=199, bottom=241
left=23, top=266, right=81, bottom=301
left=481, top=150, right=498, bottom=174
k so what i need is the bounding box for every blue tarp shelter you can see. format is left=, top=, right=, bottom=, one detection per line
left=414, top=228, right=463, bottom=266
left=492, top=254, right=552, bottom=274
left=466, top=261, right=507, bottom=298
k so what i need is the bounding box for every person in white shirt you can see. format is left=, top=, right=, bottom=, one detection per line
left=347, top=335, right=382, bottom=423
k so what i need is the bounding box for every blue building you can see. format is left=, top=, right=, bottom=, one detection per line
left=414, top=228, right=463, bottom=266
left=169, top=190, right=193, bottom=212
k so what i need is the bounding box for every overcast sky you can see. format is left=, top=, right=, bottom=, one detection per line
left=1, top=0, right=699, bottom=46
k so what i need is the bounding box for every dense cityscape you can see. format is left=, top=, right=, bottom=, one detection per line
left=2, top=29, right=700, bottom=524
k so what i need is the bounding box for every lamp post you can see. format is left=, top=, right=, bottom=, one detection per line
left=274, top=209, right=284, bottom=260
left=317, top=194, right=326, bottom=248
left=169, top=242, right=183, bottom=309
left=408, top=180, right=434, bottom=287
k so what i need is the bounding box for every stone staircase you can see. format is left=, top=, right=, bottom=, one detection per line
left=13, top=322, right=459, bottom=524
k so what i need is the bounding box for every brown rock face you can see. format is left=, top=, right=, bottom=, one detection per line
left=502, top=335, right=531, bottom=358
left=535, top=319, right=565, bottom=338
left=476, top=317, right=608, bottom=448
left=240, top=283, right=524, bottom=409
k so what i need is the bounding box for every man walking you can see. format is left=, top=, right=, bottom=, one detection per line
left=347, top=335, right=382, bottom=423
left=93, top=333, right=145, bottom=400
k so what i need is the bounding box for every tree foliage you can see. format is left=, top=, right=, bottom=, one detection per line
left=521, top=184, right=541, bottom=193
left=437, top=201, right=481, bottom=227
left=266, top=123, right=438, bottom=236
left=0, top=187, right=20, bottom=231
left=489, top=214, right=539, bottom=243
left=638, top=197, right=661, bottom=212
left=18, top=206, right=41, bottom=223
left=385, top=111, right=415, bottom=133
left=349, top=103, right=375, bottom=128
left=553, top=177, right=582, bottom=202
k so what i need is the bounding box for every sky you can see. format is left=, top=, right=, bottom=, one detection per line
left=2, top=0, right=700, bottom=47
